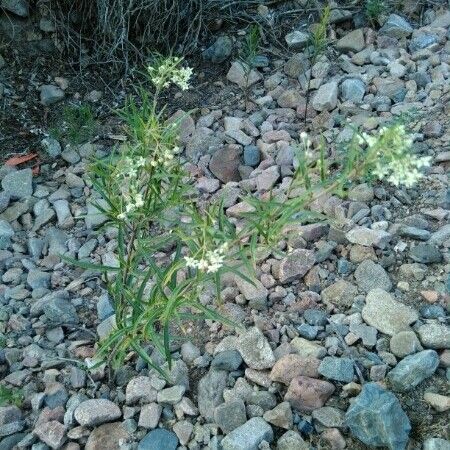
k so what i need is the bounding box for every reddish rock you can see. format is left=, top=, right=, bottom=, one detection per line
left=321, top=428, right=347, bottom=449
left=270, top=355, right=321, bottom=385
left=284, top=376, right=335, bottom=413
left=209, top=144, right=242, bottom=183
left=85, top=422, right=130, bottom=450
left=34, top=420, right=66, bottom=449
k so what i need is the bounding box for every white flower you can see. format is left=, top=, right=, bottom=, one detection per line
left=117, top=212, right=126, bottom=220
left=134, top=193, right=144, bottom=208
left=136, top=156, right=147, bottom=167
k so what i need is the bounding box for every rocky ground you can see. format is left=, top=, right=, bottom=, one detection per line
left=1, top=2, right=450, bottom=450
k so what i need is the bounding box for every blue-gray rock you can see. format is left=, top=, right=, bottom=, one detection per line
left=211, top=350, right=243, bottom=371
left=340, top=78, right=366, bottom=103
left=285, top=31, right=310, bottom=49
left=318, top=357, right=354, bottom=383
left=297, top=323, right=319, bottom=340
left=1, top=168, right=33, bottom=200
left=41, top=137, right=62, bottom=157
left=243, top=145, right=261, bottom=167
left=387, top=350, right=439, bottom=392
left=354, top=260, right=392, bottom=292
left=409, top=243, right=442, bottom=264
left=44, top=297, right=79, bottom=325
left=221, top=417, right=273, bottom=450
left=97, top=293, right=115, bottom=321
left=423, top=438, right=450, bottom=450
left=409, top=33, right=438, bottom=53
left=138, top=428, right=178, bottom=450
left=420, top=305, right=445, bottom=319
left=197, top=369, right=228, bottom=422
left=40, top=84, right=65, bottom=106
left=345, top=383, right=411, bottom=450
left=398, top=225, right=430, bottom=241
left=409, top=71, right=431, bottom=89
left=214, top=399, right=247, bottom=433
left=379, top=14, right=413, bottom=39
left=0, top=433, right=27, bottom=450
left=304, top=309, right=328, bottom=326
left=0, top=0, right=29, bottom=17
left=0, top=220, right=14, bottom=250
left=203, top=36, right=233, bottom=63
left=0, top=192, right=10, bottom=213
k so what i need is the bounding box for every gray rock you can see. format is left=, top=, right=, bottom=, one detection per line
left=387, top=350, right=439, bottom=392
left=417, top=323, right=450, bottom=349
left=409, top=243, right=442, bottom=264
left=138, top=428, right=178, bottom=450
left=203, top=36, right=233, bottom=63
left=138, top=403, right=162, bottom=429
left=197, top=369, right=227, bottom=421
left=214, top=399, right=247, bottom=433
left=318, top=357, right=354, bottom=383
left=221, top=417, right=273, bottom=450
left=41, top=137, right=61, bottom=157
left=1, top=0, right=29, bottom=17
left=362, top=289, right=418, bottom=336
left=390, top=331, right=422, bottom=358
left=379, top=14, right=413, bottom=39
left=345, top=383, right=410, bottom=450
left=278, top=249, right=315, bottom=284
left=126, top=376, right=157, bottom=404
left=276, top=430, right=309, bottom=450
left=1, top=168, right=32, bottom=199
left=312, top=81, right=338, bottom=112
left=234, top=274, right=268, bottom=307
left=211, top=350, right=243, bottom=371
left=312, top=406, right=345, bottom=429
left=33, top=420, right=66, bottom=449
left=285, top=31, right=310, bottom=49
left=157, top=385, right=185, bottom=405
left=74, top=399, right=121, bottom=427
left=409, top=33, right=438, bottom=52
left=0, top=406, right=24, bottom=437
left=340, top=78, right=366, bottom=103
left=227, top=61, right=261, bottom=88
left=0, top=192, right=10, bottom=213
left=209, top=145, right=242, bottom=183
left=423, top=438, right=450, bottom=450
left=237, top=327, right=275, bottom=370
left=0, top=220, right=14, bottom=250
left=263, top=402, right=293, bottom=429
left=85, top=422, right=129, bottom=450
left=336, top=29, right=365, bottom=52
left=321, top=280, right=357, bottom=307
left=354, top=260, right=392, bottom=292
left=346, top=226, right=391, bottom=248
left=40, top=85, right=65, bottom=106
left=44, top=296, right=79, bottom=325
left=243, top=145, right=261, bottom=167
left=85, top=198, right=109, bottom=229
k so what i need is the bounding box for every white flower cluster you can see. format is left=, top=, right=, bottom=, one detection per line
left=184, top=243, right=228, bottom=274
left=149, top=146, right=178, bottom=168
left=300, top=131, right=314, bottom=160
left=147, top=57, right=193, bottom=91
left=360, top=124, right=432, bottom=188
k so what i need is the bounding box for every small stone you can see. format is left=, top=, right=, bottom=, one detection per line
left=1, top=0, right=29, bottom=16
left=85, top=422, right=129, bottom=450
left=211, top=350, right=243, bottom=371
left=409, top=243, right=442, bottom=264
left=33, top=420, right=66, bottom=449
left=379, top=14, right=413, bottom=39
left=277, top=430, right=309, bottom=450
left=336, top=29, right=365, bottom=52
left=319, top=357, right=354, bottom=383
left=423, top=438, right=450, bottom=450
left=340, top=78, right=366, bottom=103
left=312, top=406, right=345, bottom=429
left=237, top=327, right=275, bottom=370
left=138, top=403, right=162, bottom=429
left=312, top=81, right=338, bottom=112
left=40, top=85, right=65, bottom=106
left=234, top=275, right=268, bottom=308
left=214, top=399, right=247, bottom=433
left=197, top=369, right=227, bottom=422
left=203, top=36, right=233, bottom=63
left=321, top=280, right=357, bottom=307
left=290, top=337, right=326, bottom=359
left=270, top=354, right=320, bottom=385
left=263, top=402, right=293, bottom=429
left=285, top=376, right=335, bottom=413
left=417, top=323, right=450, bottom=349
left=138, top=428, right=178, bottom=450
left=209, top=145, right=241, bottom=183
left=354, top=260, right=392, bottom=292
left=1, top=168, right=33, bottom=199
left=345, top=383, right=410, bottom=450
left=157, top=385, right=185, bottom=405
left=41, top=137, right=61, bottom=157
left=321, top=428, right=346, bottom=449
left=172, top=420, right=193, bottom=446
left=285, top=31, right=310, bottom=49
left=227, top=61, right=261, bottom=88
left=221, top=417, right=273, bottom=450
left=362, top=289, right=418, bottom=336
left=346, top=226, right=391, bottom=249
left=390, top=331, right=422, bottom=358
left=74, top=399, right=121, bottom=427
left=277, top=249, right=315, bottom=284
left=387, top=350, right=439, bottom=392
left=243, top=145, right=261, bottom=167
left=423, top=393, right=450, bottom=412
left=256, top=166, right=280, bottom=191
left=0, top=406, right=24, bottom=437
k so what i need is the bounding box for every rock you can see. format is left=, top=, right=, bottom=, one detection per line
left=41, top=137, right=61, bottom=157
left=417, top=323, right=450, bottom=349
left=138, top=403, right=162, bottom=429
left=211, top=350, right=243, bottom=371
left=390, top=331, right=422, bottom=358
left=1, top=0, right=29, bottom=17
left=379, top=14, right=413, bottom=38
left=321, top=280, right=357, bottom=307
left=387, top=350, right=439, bottom=392
left=321, top=428, right=346, bottom=449
left=0, top=220, right=14, bottom=249
left=85, top=422, right=129, bottom=450
left=290, top=337, right=326, bottom=359
left=284, top=376, right=335, bottom=413
left=227, top=61, right=261, bottom=88
left=270, top=354, right=320, bottom=385
left=312, top=406, right=345, bottom=429
left=221, top=417, right=273, bottom=450
left=276, top=430, right=309, bottom=450
left=234, top=275, right=268, bottom=307
left=138, top=428, right=178, bottom=450
left=237, top=327, right=275, bottom=370
left=1, top=168, right=32, bottom=199
left=0, top=406, right=24, bottom=437
left=423, top=393, right=450, bottom=412
left=278, top=249, right=315, bottom=284
left=318, top=357, right=354, bottom=383
left=33, top=420, right=66, bottom=449
left=197, top=369, right=227, bottom=422
left=354, top=260, right=392, bottom=292
left=214, top=399, right=247, bottom=433
left=243, top=145, right=260, bottom=167
left=312, top=81, right=338, bottom=112
left=209, top=145, right=241, bottom=183
left=203, top=36, right=233, bottom=63
left=362, top=289, right=418, bottom=336
left=157, top=385, right=185, bottom=405
left=284, top=54, right=309, bottom=78
left=256, top=166, right=280, bottom=191
left=263, top=402, right=293, bottom=429
left=336, top=29, right=365, bottom=52
left=423, top=438, right=450, bottom=450
left=74, top=399, right=121, bottom=427
left=285, top=31, right=310, bottom=49
left=44, top=297, right=79, bottom=325
left=340, top=78, right=366, bottom=103
left=40, top=85, right=65, bottom=106
left=277, top=88, right=302, bottom=108
left=409, top=243, right=442, bottom=264
left=172, top=421, right=193, bottom=446
left=346, top=226, right=391, bottom=249
left=345, top=383, right=410, bottom=450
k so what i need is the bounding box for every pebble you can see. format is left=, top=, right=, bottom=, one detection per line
left=1, top=168, right=33, bottom=200
left=138, top=428, right=178, bottom=450
left=285, top=376, right=335, bottom=413
left=74, top=399, right=121, bottom=427
left=354, top=260, right=392, bottom=292
left=318, top=357, right=354, bottom=383
left=237, top=327, right=275, bottom=370
left=214, top=399, right=247, bottom=433
left=220, top=417, right=273, bottom=450
left=312, top=81, right=338, bottom=112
